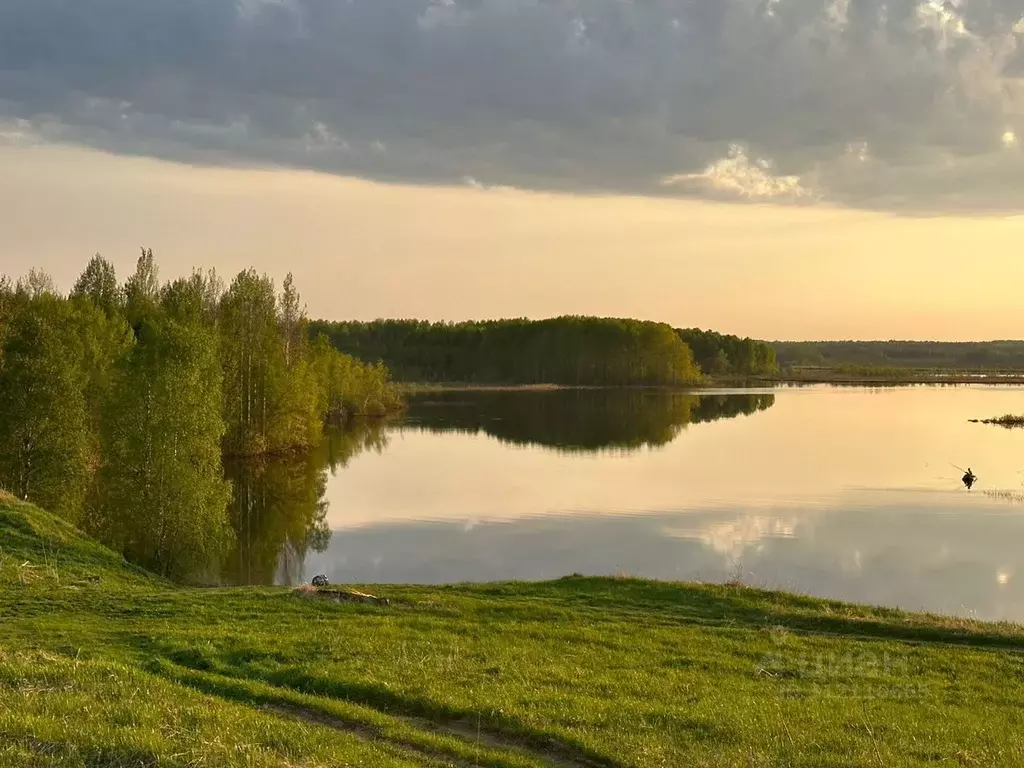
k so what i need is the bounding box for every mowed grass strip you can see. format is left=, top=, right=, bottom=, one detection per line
left=4, top=495, right=1024, bottom=766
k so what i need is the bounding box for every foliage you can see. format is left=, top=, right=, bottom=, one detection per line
left=218, top=269, right=281, bottom=456
left=16, top=267, right=57, bottom=299
left=123, top=247, right=161, bottom=326
left=0, top=275, right=13, bottom=368
left=5, top=496, right=1024, bottom=767
left=311, top=335, right=403, bottom=420
left=216, top=270, right=394, bottom=456
left=773, top=340, right=1024, bottom=371
left=678, top=327, right=779, bottom=377
left=97, top=314, right=232, bottom=580
left=0, top=256, right=401, bottom=577
left=160, top=267, right=224, bottom=325
left=70, top=254, right=121, bottom=318
left=0, top=297, right=91, bottom=521
left=310, top=316, right=704, bottom=386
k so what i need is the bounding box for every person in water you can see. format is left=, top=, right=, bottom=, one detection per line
left=963, top=468, right=976, bottom=489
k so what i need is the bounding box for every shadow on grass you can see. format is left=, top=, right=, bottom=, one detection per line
left=0, top=502, right=155, bottom=585
left=1, top=732, right=167, bottom=767
left=148, top=653, right=622, bottom=768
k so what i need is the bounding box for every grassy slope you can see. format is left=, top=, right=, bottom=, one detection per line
left=3, top=495, right=1024, bottom=767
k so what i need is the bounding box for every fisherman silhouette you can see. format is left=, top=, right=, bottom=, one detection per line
left=962, top=468, right=977, bottom=490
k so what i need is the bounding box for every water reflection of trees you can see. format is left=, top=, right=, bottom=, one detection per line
left=222, top=421, right=389, bottom=585
left=404, top=390, right=775, bottom=453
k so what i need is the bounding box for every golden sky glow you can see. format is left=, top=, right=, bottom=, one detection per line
left=3, top=143, right=1024, bottom=341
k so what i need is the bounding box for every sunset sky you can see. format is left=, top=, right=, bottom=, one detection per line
left=3, top=0, right=1024, bottom=340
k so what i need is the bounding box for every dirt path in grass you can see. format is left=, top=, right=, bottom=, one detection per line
left=262, top=701, right=607, bottom=768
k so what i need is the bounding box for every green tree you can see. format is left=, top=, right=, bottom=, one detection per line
left=712, top=349, right=732, bottom=376
left=269, top=273, right=322, bottom=451
left=124, top=248, right=160, bottom=327
left=0, top=296, right=91, bottom=520
left=279, top=272, right=304, bottom=368
left=311, top=336, right=401, bottom=421
left=99, top=314, right=231, bottom=579
left=71, top=255, right=121, bottom=318
left=16, top=268, right=57, bottom=299
left=161, top=269, right=223, bottom=326
left=0, top=275, right=14, bottom=368
left=310, top=316, right=703, bottom=387
left=218, top=269, right=282, bottom=456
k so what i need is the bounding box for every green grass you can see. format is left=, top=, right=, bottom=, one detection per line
left=4, top=494, right=1024, bottom=766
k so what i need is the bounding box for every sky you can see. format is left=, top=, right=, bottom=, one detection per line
left=3, top=0, right=1024, bottom=340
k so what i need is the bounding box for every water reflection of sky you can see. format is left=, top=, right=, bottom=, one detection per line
left=307, top=385, right=1024, bottom=621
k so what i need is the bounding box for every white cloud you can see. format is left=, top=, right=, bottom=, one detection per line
left=665, top=513, right=801, bottom=564
left=662, top=145, right=813, bottom=201
left=845, top=141, right=871, bottom=163
left=0, top=119, right=33, bottom=146
left=917, top=0, right=972, bottom=51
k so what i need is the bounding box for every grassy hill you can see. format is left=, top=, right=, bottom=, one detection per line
left=3, top=492, right=1024, bottom=766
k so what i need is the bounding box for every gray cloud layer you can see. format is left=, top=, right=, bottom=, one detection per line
left=2, top=0, right=1023, bottom=212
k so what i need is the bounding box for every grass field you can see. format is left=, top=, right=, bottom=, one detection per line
left=3, top=492, right=1024, bottom=767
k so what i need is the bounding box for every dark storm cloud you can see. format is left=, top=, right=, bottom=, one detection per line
left=2, top=0, right=1023, bottom=211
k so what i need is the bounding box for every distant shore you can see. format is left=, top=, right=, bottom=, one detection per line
left=762, top=373, right=1024, bottom=386
left=396, top=382, right=584, bottom=394
left=397, top=373, right=1024, bottom=393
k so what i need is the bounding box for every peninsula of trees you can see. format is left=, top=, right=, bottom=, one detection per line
left=0, top=252, right=400, bottom=577
left=309, top=318, right=778, bottom=385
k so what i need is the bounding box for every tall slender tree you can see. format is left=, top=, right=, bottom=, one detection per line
left=99, top=313, right=231, bottom=579
left=218, top=270, right=281, bottom=456
left=123, top=248, right=160, bottom=328
left=0, top=297, right=90, bottom=520
left=279, top=273, right=304, bottom=369
left=0, top=275, right=14, bottom=368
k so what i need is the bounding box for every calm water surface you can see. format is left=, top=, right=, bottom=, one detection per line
left=232, top=385, right=1024, bottom=622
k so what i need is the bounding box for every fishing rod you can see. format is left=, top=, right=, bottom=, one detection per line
left=947, top=462, right=977, bottom=489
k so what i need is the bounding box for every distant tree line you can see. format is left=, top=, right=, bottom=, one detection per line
left=309, top=317, right=707, bottom=386
left=0, top=252, right=400, bottom=578
left=772, top=341, right=1024, bottom=371
left=676, top=328, right=779, bottom=377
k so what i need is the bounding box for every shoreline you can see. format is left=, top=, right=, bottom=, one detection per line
left=5, top=496, right=1024, bottom=765
left=397, top=374, right=1024, bottom=393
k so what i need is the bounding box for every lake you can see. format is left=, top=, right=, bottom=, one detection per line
left=226, top=385, right=1024, bottom=622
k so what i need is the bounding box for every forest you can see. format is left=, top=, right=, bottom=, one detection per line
left=309, top=317, right=777, bottom=385
left=773, top=340, right=1024, bottom=371
left=0, top=252, right=401, bottom=578
left=677, top=327, right=778, bottom=377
